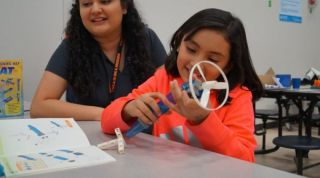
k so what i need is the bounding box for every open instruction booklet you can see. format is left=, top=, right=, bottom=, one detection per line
left=0, top=118, right=115, bottom=177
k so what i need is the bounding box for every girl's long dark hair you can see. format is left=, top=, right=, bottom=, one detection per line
left=65, top=0, right=156, bottom=97
left=165, top=8, right=263, bottom=103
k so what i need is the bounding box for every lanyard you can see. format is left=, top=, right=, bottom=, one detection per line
left=109, top=39, right=124, bottom=94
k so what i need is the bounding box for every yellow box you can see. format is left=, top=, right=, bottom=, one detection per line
left=0, top=59, right=23, bottom=117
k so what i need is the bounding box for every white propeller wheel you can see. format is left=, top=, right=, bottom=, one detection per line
left=188, top=61, right=229, bottom=111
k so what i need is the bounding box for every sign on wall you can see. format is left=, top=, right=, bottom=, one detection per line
left=279, top=0, right=302, bottom=23
left=0, top=59, right=24, bottom=118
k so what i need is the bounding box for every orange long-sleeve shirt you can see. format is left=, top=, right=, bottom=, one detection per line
left=101, top=67, right=257, bottom=162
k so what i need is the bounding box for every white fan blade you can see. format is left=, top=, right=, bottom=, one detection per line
left=200, top=89, right=210, bottom=107
left=196, top=64, right=207, bottom=81
left=202, top=81, right=228, bottom=90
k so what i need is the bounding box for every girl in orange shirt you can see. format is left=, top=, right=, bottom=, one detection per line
left=101, top=8, right=263, bottom=162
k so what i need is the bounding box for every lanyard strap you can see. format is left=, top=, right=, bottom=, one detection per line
left=109, top=39, right=124, bottom=94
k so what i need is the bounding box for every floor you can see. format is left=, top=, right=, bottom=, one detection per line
left=254, top=124, right=320, bottom=178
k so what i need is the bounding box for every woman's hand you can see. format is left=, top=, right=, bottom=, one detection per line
left=169, top=80, right=211, bottom=124
left=122, top=92, right=174, bottom=125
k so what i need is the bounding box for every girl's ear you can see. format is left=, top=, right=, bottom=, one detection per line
left=122, top=4, right=128, bottom=14
left=122, top=8, right=127, bottom=14
left=176, top=46, right=180, bottom=53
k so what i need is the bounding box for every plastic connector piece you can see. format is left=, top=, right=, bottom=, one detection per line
left=97, top=128, right=126, bottom=154
left=114, top=128, right=125, bottom=154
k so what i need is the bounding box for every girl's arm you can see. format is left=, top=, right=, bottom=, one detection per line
left=101, top=68, right=171, bottom=134
left=30, top=71, right=103, bottom=121
left=186, top=90, right=256, bottom=162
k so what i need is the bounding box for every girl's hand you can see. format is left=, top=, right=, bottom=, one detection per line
left=169, top=80, right=211, bottom=124
left=122, top=92, right=174, bottom=125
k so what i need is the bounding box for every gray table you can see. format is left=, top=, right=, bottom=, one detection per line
left=1, top=121, right=305, bottom=178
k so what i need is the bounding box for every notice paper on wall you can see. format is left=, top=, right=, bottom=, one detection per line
left=279, top=0, right=302, bottom=23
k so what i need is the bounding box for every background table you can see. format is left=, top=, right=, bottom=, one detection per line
left=258, top=88, right=320, bottom=174
left=263, top=88, right=320, bottom=136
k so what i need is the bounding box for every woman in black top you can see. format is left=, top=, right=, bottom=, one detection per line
left=30, top=0, right=166, bottom=120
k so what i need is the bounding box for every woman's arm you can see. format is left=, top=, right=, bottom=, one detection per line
left=30, top=71, right=103, bottom=121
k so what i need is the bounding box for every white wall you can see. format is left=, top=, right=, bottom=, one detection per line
left=134, top=0, right=320, bottom=109
left=0, top=0, right=64, bottom=102
left=135, top=0, right=320, bottom=77
left=1, top=0, right=320, bottom=104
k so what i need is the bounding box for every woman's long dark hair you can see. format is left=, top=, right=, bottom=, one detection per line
left=165, top=8, right=263, bottom=103
left=65, top=0, right=155, bottom=98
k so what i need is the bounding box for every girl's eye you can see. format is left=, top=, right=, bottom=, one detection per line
left=208, top=57, right=218, bottom=63
left=101, top=0, right=112, bottom=4
left=81, top=2, right=92, bottom=7
left=186, top=47, right=196, bottom=53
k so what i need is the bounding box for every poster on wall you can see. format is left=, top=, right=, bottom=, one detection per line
left=279, top=0, right=302, bottom=23
left=0, top=59, right=24, bottom=118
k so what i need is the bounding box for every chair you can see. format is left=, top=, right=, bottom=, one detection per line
left=283, top=100, right=297, bottom=131
left=254, top=109, right=279, bottom=154
left=254, top=99, right=297, bottom=154
left=273, top=136, right=320, bottom=175
left=310, top=101, right=320, bottom=135
left=272, top=101, right=320, bottom=175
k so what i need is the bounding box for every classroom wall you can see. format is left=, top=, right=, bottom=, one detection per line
left=134, top=0, right=320, bottom=109
left=0, top=0, right=64, bottom=103
left=135, top=0, right=320, bottom=75
left=0, top=0, right=319, bottom=105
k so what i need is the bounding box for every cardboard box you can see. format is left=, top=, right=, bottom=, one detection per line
left=258, top=68, right=276, bottom=85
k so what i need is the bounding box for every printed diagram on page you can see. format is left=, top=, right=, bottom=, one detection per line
left=9, top=120, right=74, bottom=146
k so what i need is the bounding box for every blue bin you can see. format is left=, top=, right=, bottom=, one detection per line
left=276, top=74, right=291, bottom=88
